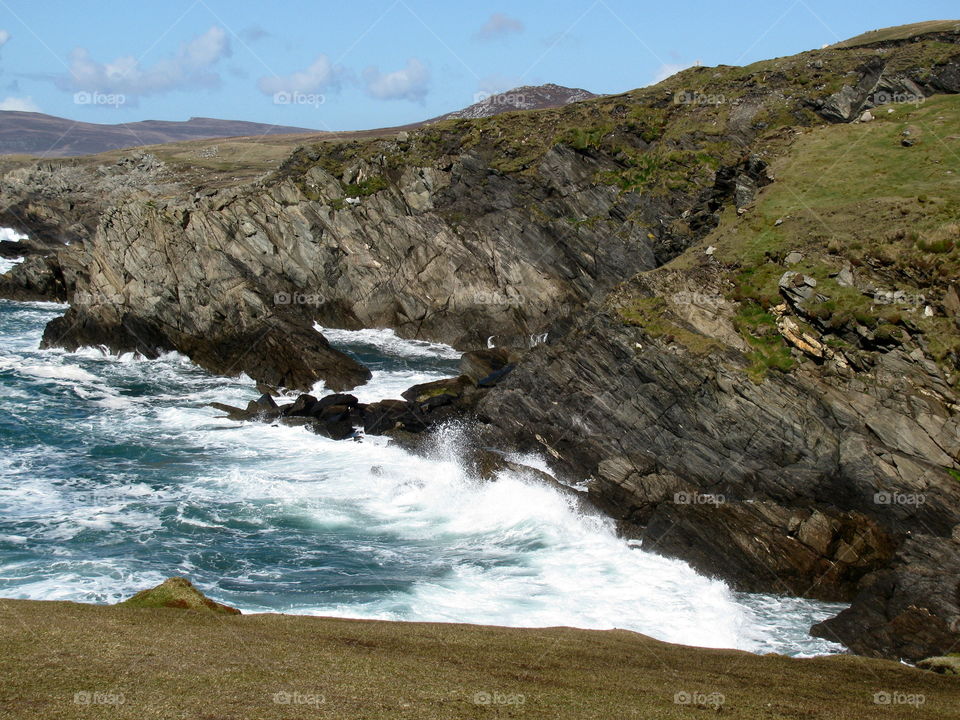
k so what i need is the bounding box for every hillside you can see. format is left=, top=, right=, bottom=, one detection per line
left=1, top=596, right=957, bottom=719
left=0, top=112, right=323, bottom=158
left=0, top=85, right=596, bottom=158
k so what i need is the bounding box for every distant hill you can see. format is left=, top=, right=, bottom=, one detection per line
left=435, top=83, right=597, bottom=121
left=0, top=113, right=322, bottom=158
left=0, top=84, right=598, bottom=158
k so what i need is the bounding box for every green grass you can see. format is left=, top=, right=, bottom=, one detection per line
left=617, top=296, right=722, bottom=355
left=1, top=597, right=958, bottom=719
left=344, top=175, right=388, bottom=197
left=733, top=302, right=797, bottom=380
left=706, top=95, right=960, bottom=371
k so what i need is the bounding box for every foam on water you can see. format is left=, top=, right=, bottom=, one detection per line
left=0, top=283, right=847, bottom=656
left=0, top=227, right=26, bottom=275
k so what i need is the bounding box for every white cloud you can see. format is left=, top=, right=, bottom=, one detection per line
left=363, top=58, right=429, bottom=102
left=0, top=96, right=40, bottom=112
left=651, top=61, right=698, bottom=84
left=257, top=54, right=344, bottom=95
left=58, top=26, right=231, bottom=96
left=0, top=30, right=10, bottom=48
left=475, top=13, right=524, bottom=41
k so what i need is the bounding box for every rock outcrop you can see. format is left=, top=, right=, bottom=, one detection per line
left=119, top=577, right=240, bottom=615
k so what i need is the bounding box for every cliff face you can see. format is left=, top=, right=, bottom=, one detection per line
left=1, top=24, right=959, bottom=660
left=0, top=142, right=670, bottom=389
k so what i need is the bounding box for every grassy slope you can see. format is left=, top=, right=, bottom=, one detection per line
left=731, top=96, right=959, bottom=364
left=833, top=19, right=960, bottom=47
left=1, top=598, right=958, bottom=719
left=619, top=94, right=960, bottom=382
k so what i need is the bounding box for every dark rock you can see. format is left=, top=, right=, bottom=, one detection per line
left=779, top=271, right=818, bottom=304
left=916, top=656, right=960, bottom=675
left=284, top=394, right=318, bottom=417
left=362, top=400, right=429, bottom=435
left=459, top=349, right=518, bottom=383
left=209, top=402, right=254, bottom=421
left=314, top=393, right=360, bottom=411
left=0, top=255, right=68, bottom=302
left=478, top=364, right=515, bottom=388
left=246, top=393, right=281, bottom=419
left=310, top=417, right=355, bottom=441
left=401, top=375, right=473, bottom=403
left=810, top=535, right=960, bottom=660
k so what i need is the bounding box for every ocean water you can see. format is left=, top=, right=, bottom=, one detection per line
left=0, top=232, right=847, bottom=657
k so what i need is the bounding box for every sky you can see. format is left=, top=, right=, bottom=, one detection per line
left=0, top=0, right=956, bottom=131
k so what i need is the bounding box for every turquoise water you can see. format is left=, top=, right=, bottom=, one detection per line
left=0, top=248, right=847, bottom=656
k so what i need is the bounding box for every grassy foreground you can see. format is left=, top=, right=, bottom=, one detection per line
left=1, top=598, right=958, bottom=719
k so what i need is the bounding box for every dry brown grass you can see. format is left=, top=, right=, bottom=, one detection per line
left=1, top=598, right=957, bottom=719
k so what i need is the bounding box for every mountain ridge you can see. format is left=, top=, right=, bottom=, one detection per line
left=0, top=84, right=597, bottom=158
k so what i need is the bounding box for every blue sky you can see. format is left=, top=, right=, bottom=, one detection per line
left=0, top=0, right=956, bottom=130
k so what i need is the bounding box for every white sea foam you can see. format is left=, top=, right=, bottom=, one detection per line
left=315, top=324, right=462, bottom=360
left=0, top=297, right=848, bottom=656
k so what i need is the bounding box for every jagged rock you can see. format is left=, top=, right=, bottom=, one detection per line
left=0, top=255, right=68, bottom=302
left=779, top=271, right=818, bottom=303
left=362, top=400, right=429, bottom=435
left=209, top=402, right=255, bottom=421
left=401, top=375, right=474, bottom=404
left=944, top=285, right=960, bottom=318
left=118, top=577, right=240, bottom=615
left=284, top=394, right=318, bottom=417
left=473, top=288, right=960, bottom=612
left=459, top=349, right=519, bottom=384
left=811, top=535, right=960, bottom=660
left=784, top=251, right=804, bottom=265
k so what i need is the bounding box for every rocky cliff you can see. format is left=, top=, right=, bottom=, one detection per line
left=1, top=22, right=959, bottom=660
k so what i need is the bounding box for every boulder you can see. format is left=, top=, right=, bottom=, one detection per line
left=779, top=271, right=818, bottom=303
left=401, top=375, right=473, bottom=404
left=916, top=656, right=960, bottom=675
left=118, top=577, right=240, bottom=615
left=460, top=349, right=519, bottom=384
left=362, top=400, right=429, bottom=435
left=811, top=535, right=960, bottom=660
left=284, top=394, right=318, bottom=417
